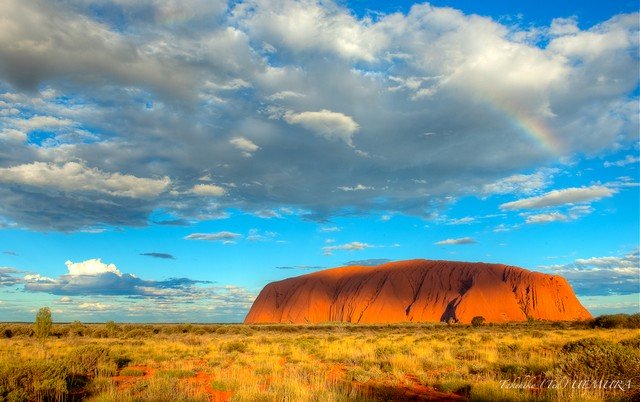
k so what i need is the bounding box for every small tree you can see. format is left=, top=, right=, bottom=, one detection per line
left=105, top=320, right=119, bottom=337
left=471, top=316, right=486, bottom=327
left=34, top=307, right=52, bottom=339
left=70, top=320, right=84, bottom=337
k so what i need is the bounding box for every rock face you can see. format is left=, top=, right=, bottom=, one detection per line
left=244, top=259, right=592, bottom=324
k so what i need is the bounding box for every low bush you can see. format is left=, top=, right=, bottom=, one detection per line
left=560, top=338, right=640, bottom=381
left=223, top=341, right=247, bottom=353
left=592, top=313, right=640, bottom=329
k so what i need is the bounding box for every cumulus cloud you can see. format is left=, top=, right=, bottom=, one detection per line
left=521, top=203, right=594, bottom=225
left=0, top=267, right=22, bottom=286
left=275, top=265, right=324, bottom=270
left=140, top=252, right=175, bottom=260
left=283, top=109, right=359, bottom=146
left=246, top=228, right=277, bottom=242
left=234, top=0, right=384, bottom=61
left=447, top=217, right=476, bottom=225
left=604, top=155, right=639, bottom=167
left=229, top=136, right=259, bottom=157
left=190, top=183, right=226, bottom=197
left=482, top=168, right=558, bottom=196
left=323, top=241, right=371, bottom=256
left=319, top=226, right=341, bottom=233
left=65, top=259, right=120, bottom=276
left=13, top=258, right=256, bottom=320
left=524, top=212, right=569, bottom=224
left=184, top=231, right=241, bottom=243
left=434, top=237, right=477, bottom=245
left=542, top=251, right=639, bottom=295
left=253, top=209, right=281, bottom=218
left=500, top=186, right=615, bottom=210
left=344, top=259, right=391, bottom=266
left=0, top=0, right=636, bottom=231
left=23, top=258, right=208, bottom=296
left=15, top=115, right=75, bottom=133
left=0, top=161, right=170, bottom=198
left=338, top=184, right=373, bottom=191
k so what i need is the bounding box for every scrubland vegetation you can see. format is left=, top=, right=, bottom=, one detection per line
left=0, top=314, right=638, bottom=401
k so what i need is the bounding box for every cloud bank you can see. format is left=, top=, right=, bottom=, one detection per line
left=542, top=251, right=640, bottom=296
left=0, top=0, right=636, bottom=230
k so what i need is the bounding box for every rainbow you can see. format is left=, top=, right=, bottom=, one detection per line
left=497, top=100, right=565, bottom=155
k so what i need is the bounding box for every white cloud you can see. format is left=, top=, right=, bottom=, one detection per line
left=246, top=228, right=277, bottom=242
left=267, top=91, right=304, bottom=100
left=19, top=258, right=253, bottom=315
left=0, top=1, right=636, bottom=232
left=191, top=183, right=226, bottom=197
left=78, top=302, right=110, bottom=311
left=229, top=136, right=259, bottom=157
left=0, top=162, right=170, bottom=198
left=524, top=212, right=568, bottom=224
left=184, top=231, right=240, bottom=243
left=283, top=109, right=359, bottom=146
left=0, top=128, right=26, bottom=142
left=323, top=241, right=371, bottom=256
left=500, top=186, right=615, bottom=210
left=542, top=250, right=639, bottom=295
left=567, top=205, right=594, bottom=219
left=16, top=115, right=74, bottom=131
left=447, top=217, right=475, bottom=225
left=549, top=17, right=580, bottom=36
left=23, top=274, right=55, bottom=283
left=483, top=168, right=558, bottom=196
left=338, top=184, right=373, bottom=191
left=523, top=204, right=594, bottom=224
left=493, top=224, right=510, bottom=232
left=253, top=209, right=281, bottom=218
left=65, top=258, right=121, bottom=276
left=604, top=155, right=639, bottom=167
left=434, top=237, right=477, bottom=245
left=234, top=0, right=385, bottom=62
left=319, top=226, right=341, bottom=233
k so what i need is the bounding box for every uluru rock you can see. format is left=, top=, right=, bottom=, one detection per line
left=244, top=259, right=592, bottom=324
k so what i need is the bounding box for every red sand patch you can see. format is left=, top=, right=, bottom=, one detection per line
left=112, top=365, right=156, bottom=391
left=187, top=371, right=232, bottom=402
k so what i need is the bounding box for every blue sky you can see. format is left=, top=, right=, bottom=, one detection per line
left=0, top=0, right=638, bottom=322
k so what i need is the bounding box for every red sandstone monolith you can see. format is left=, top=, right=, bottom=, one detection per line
left=244, top=259, right=592, bottom=324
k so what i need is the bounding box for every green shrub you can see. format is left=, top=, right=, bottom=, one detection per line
left=0, top=359, right=69, bottom=401
left=619, top=335, right=640, bottom=349
left=66, top=345, right=111, bottom=377
left=34, top=307, right=52, bottom=340
left=69, top=320, right=85, bottom=337
left=471, top=316, right=486, bottom=327
left=105, top=321, right=120, bottom=336
left=560, top=338, right=640, bottom=381
left=374, top=345, right=396, bottom=359
left=223, top=341, right=247, bottom=353
left=114, top=357, right=132, bottom=369
left=593, top=313, right=640, bottom=329
left=125, top=328, right=150, bottom=339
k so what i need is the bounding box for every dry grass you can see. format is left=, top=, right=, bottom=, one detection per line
left=0, top=321, right=638, bottom=401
